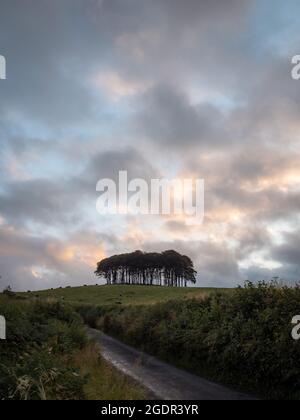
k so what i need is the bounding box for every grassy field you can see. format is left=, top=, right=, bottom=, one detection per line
left=21, top=284, right=231, bottom=306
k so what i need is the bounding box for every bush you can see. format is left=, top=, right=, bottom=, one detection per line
left=0, top=299, right=88, bottom=400
left=83, top=282, right=300, bottom=399
left=1, top=349, right=86, bottom=400
left=3, top=285, right=16, bottom=299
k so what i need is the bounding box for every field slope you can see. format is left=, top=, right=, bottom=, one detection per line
left=22, top=284, right=230, bottom=306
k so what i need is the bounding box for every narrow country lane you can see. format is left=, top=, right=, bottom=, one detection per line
left=88, top=328, right=256, bottom=400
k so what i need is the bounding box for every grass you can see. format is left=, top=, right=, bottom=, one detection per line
left=73, top=342, right=149, bottom=400
left=20, top=284, right=232, bottom=306
left=0, top=295, right=149, bottom=400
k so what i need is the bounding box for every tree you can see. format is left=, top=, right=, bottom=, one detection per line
left=95, top=250, right=197, bottom=287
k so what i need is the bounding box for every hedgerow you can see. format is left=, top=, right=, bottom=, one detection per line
left=81, top=282, right=300, bottom=399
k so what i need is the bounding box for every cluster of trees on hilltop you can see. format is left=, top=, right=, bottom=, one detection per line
left=95, top=250, right=197, bottom=287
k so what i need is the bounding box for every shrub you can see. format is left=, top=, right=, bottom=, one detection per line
left=1, top=349, right=86, bottom=400
left=3, top=286, right=16, bottom=299
left=83, top=282, right=300, bottom=399
left=0, top=299, right=88, bottom=400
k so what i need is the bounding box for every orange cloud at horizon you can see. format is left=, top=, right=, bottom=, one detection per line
left=47, top=240, right=106, bottom=268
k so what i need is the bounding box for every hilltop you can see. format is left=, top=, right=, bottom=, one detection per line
left=21, top=284, right=230, bottom=306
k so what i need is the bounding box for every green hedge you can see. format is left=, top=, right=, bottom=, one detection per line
left=0, top=299, right=87, bottom=400
left=80, top=282, right=300, bottom=399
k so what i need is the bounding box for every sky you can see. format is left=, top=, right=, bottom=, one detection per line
left=0, top=0, right=300, bottom=291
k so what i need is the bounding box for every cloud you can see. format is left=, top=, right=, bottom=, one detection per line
left=139, top=239, right=242, bottom=287
left=92, top=71, right=150, bottom=100
left=0, top=146, right=158, bottom=228
left=1, top=0, right=300, bottom=290
left=270, top=230, right=300, bottom=283
left=0, top=222, right=109, bottom=291
left=133, top=84, right=226, bottom=149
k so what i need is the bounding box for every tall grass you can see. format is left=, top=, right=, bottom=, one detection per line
left=73, top=343, right=147, bottom=400
left=0, top=298, right=87, bottom=399
left=0, top=297, right=147, bottom=400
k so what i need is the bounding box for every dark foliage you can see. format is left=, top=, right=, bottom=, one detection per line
left=0, top=299, right=87, bottom=400
left=95, top=250, right=197, bottom=287
left=81, top=282, right=300, bottom=399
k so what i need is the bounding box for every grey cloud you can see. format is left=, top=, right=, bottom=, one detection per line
left=134, top=84, right=226, bottom=149
left=141, top=239, right=241, bottom=287
left=82, top=147, right=158, bottom=184
left=111, top=0, right=254, bottom=90
left=231, top=225, right=272, bottom=261
left=0, top=0, right=111, bottom=129
left=240, top=266, right=285, bottom=284
left=0, top=147, right=158, bottom=227
left=271, top=231, right=300, bottom=278
left=186, top=146, right=300, bottom=225
left=0, top=178, right=83, bottom=227
left=0, top=0, right=299, bottom=290
left=0, top=224, right=112, bottom=291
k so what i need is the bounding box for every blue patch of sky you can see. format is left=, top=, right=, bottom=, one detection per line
left=248, top=0, right=300, bottom=57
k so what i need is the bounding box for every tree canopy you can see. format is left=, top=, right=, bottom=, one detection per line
left=95, top=250, right=197, bottom=287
